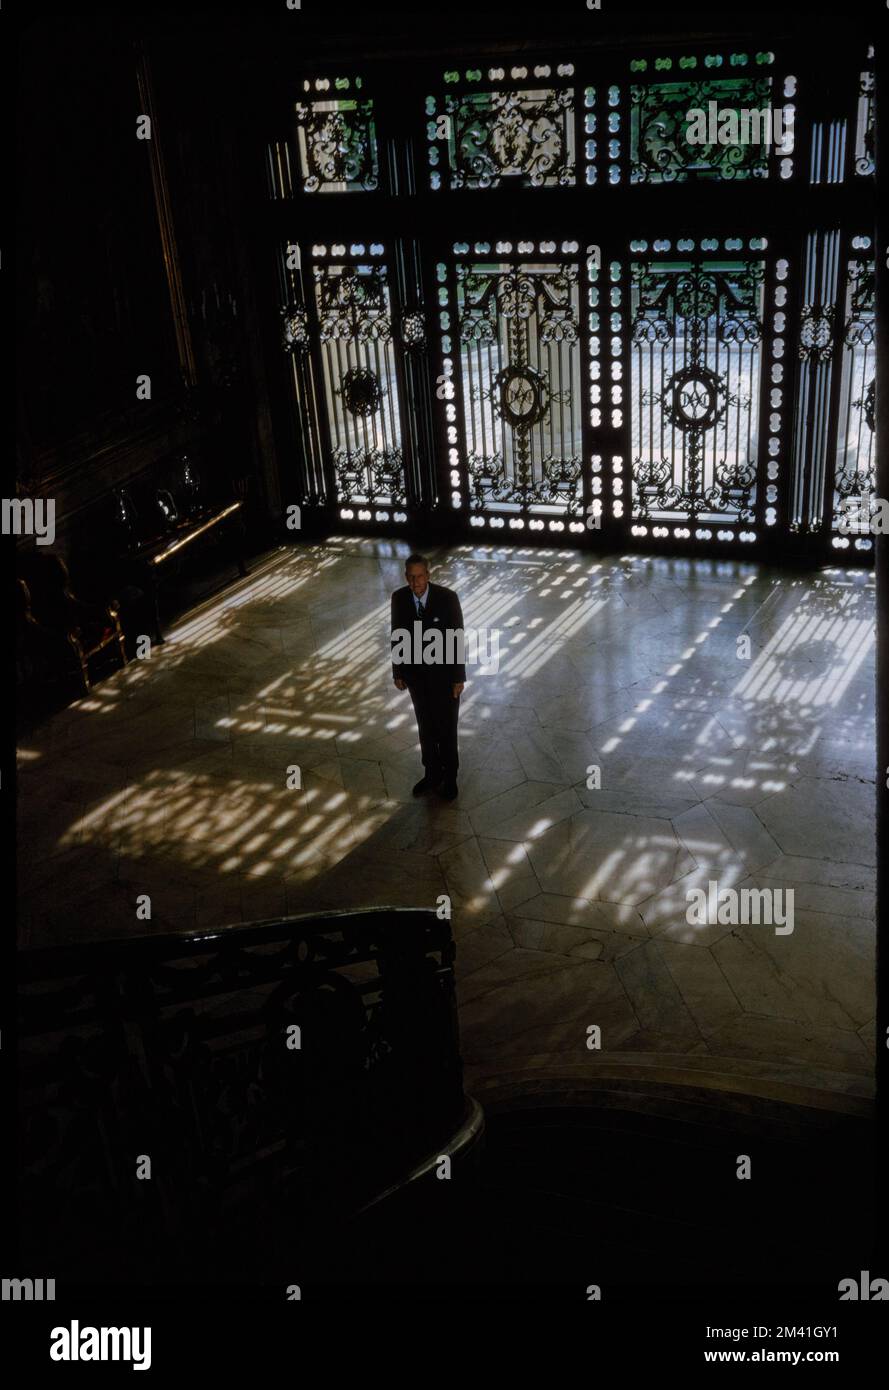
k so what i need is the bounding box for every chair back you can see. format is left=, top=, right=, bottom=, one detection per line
left=17, top=552, right=74, bottom=628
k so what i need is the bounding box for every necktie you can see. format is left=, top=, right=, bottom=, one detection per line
left=415, top=599, right=424, bottom=620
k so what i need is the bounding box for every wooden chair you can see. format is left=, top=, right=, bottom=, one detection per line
left=18, top=553, right=128, bottom=695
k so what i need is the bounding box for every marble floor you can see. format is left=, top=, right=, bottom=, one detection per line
left=17, top=539, right=877, bottom=1102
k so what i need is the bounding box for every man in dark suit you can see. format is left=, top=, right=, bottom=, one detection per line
left=391, top=554, right=465, bottom=800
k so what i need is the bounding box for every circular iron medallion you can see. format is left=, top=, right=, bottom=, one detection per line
left=342, top=367, right=384, bottom=418
left=493, top=365, right=549, bottom=428
left=664, top=364, right=727, bottom=433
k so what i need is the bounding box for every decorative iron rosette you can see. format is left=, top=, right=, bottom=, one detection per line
left=341, top=366, right=384, bottom=417
left=282, top=304, right=309, bottom=354
left=798, top=305, right=835, bottom=363
left=400, top=311, right=427, bottom=350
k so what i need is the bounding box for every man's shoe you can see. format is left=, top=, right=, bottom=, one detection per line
left=440, top=782, right=458, bottom=800
left=413, top=776, right=438, bottom=796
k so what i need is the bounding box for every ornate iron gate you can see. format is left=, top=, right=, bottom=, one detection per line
left=266, top=38, right=876, bottom=561
left=832, top=246, right=876, bottom=545
left=279, top=242, right=413, bottom=522
left=628, top=250, right=767, bottom=536
left=444, top=243, right=585, bottom=524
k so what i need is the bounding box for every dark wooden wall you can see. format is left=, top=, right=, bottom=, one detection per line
left=15, top=12, right=282, bottom=570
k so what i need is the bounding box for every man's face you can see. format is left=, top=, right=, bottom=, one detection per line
left=406, top=563, right=429, bottom=598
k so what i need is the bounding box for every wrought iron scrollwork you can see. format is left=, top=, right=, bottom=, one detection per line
left=630, top=258, right=765, bottom=526
left=282, top=303, right=310, bottom=354
left=467, top=452, right=583, bottom=510
left=341, top=366, right=384, bottom=418
left=854, top=71, right=875, bottom=177
left=798, top=305, right=835, bottom=363
left=456, top=258, right=582, bottom=514
left=833, top=254, right=876, bottom=532
left=333, top=446, right=406, bottom=504
left=400, top=311, right=427, bottom=350
left=311, top=260, right=405, bottom=507
left=844, top=259, right=875, bottom=345
left=316, top=267, right=391, bottom=341
left=493, top=364, right=550, bottom=427
left=294, top=99, right=379, bottom=192
left=445, top=88, right=575, bottom=189
left=630, top=77, right=773, bottom=183
left=664, top=364, right=728, bottom=433
left=862, top=378, right=875, bottom=434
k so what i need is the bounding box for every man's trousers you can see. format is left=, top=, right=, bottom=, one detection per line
left=408, top=679, right=460, bottom=783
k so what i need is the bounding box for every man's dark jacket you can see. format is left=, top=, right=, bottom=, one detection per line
left=390, top=582, right=466, bottom=687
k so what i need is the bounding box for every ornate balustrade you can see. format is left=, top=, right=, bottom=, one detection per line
left=17, top=907, right=483, bottom=1285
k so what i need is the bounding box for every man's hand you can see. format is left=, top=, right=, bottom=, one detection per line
left=452, top=683, right=464, bottom=699
left=394, top=678, right=407, bottom=691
